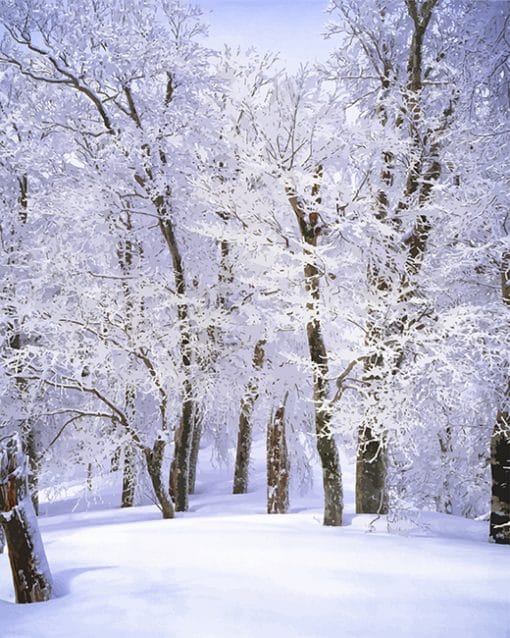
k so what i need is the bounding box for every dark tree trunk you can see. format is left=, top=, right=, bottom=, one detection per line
left=121, top=445, right=136, bottom=508
left=490, top=253, right=510, bottom=544
left=287, top=184, right=343, bottom=526
left=0, top=433, right=53, bottom=603
left=24, top=425, right=40, bottom=515
left=144, top=441, right=174, bottom=519
left=356, top=423, right=388, bottom=514
left=170, top=380, right=195, bottom=512
left=188, top=403, right=203, bottom=496
left=490, top=407, right=510, bottom=544
left=267, top=404, right=290, bottom=514
left=233, top=340, right=266, bottom=494
left=157, top=213, right=196, bottom=513
left=356, top=325, right=388, bottom=514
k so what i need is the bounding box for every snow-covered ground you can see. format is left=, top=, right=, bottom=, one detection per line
left=1, top=444, right=509, bottom=638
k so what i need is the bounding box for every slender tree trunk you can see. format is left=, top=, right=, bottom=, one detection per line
left=233, top=339, right=266, bottom=494
left=0, top=433, right=53, bottom=603
left=117, top=218, right=139, bottom=510
left=490, top=253, right=510, bottom=544
left=287, top=184, right=343, bottom=526
left=267, top=403, right=290, bottom=514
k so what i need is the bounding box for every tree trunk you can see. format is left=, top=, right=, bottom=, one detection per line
left=188, top=403, right=203, bottom=496
left=356, top=423, right=388, bottom=514
left=233, top=339, right=266, bottom=494
left=287, top=184, right=343, bottom=526
left=356, top=319, right=388, bottom=514
left=156, top=213, right=196, bottom=513
left=490, top=406, right=510, bottom=544
left=0, top=433, right=53, bottom=603
left=490, top=253, right=510, bottom=544
left=24, top=425, right=40, bottom=515
left=121, top=445, right=136, bottom=508
left=267, top=404, right=290, bottom=514
left=170, top=380, right=195, bottom=512
left=144, top=441, right=174, bottom=519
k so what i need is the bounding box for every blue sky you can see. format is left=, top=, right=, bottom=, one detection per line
left=198, top=0, right=334, bottom=67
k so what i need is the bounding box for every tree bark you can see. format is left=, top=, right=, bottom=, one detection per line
left=233, top=339, right=266, bottom=494
left=267, top=403, right=290, bottom=514
left=0, top=433, right=53, bottom=603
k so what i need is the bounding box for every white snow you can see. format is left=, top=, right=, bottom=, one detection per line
left=1, top=445, right=509, bottom=638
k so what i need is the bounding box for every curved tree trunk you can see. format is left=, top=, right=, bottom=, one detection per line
left=144, top=441, right=174, bottom=519
left=0, top=433, right=53, bottom=603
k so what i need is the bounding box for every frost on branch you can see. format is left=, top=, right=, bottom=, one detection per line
left=0, top=433, right=53, bottom=603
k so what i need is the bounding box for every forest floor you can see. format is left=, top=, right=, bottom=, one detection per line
left=1, top=441, right=509, bottom=638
